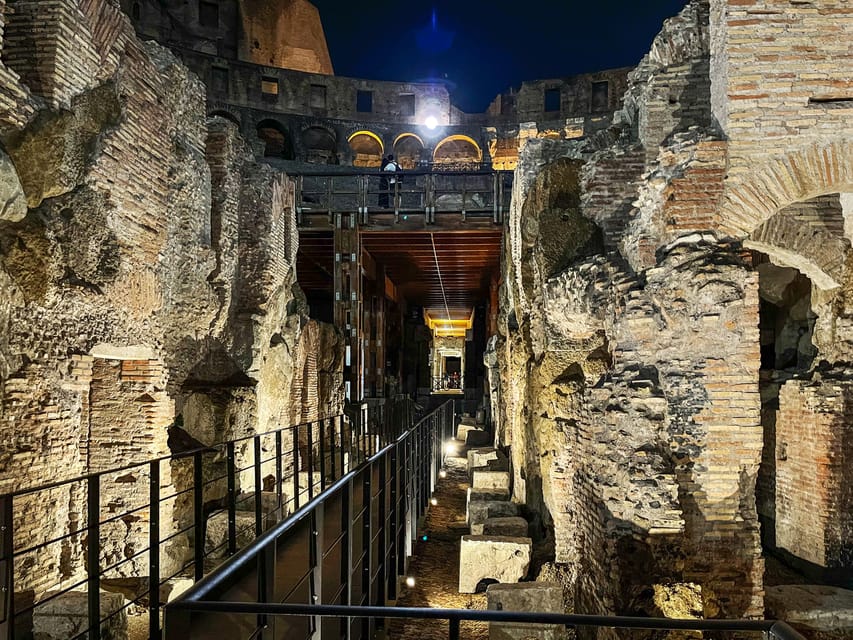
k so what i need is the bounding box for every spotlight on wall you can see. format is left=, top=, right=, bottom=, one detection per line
left=424, top=115, right=438, bottom=130
left=430, top=497, right=438, bottom=506
left=405, top=576, right=416, bottom=588
left=439, top=470, right=447, bottom=478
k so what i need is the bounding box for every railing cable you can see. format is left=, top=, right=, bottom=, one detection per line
left=430, top=232, right=453, bottom=325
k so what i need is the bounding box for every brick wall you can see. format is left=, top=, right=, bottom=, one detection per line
left=775, top=380, right=853, bottom=571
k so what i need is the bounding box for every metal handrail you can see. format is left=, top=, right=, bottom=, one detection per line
left=164, top=602, right=807, bottom=640
left=0, top=396, right=418, bottom=640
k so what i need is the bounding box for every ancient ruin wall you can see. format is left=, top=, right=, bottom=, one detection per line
left=0, top=0, right=343, bottom=603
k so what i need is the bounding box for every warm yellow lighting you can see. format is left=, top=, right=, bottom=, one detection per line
left=346, top=130, right=384, bottom=153
left=430, top=497, right=438, bottom=506
left=394, top=132, right=425, bottom=147
left=433, top=134, right=483, bottom=163
left=405, top=576, right=416, bottom=588
left=444, top=442, right=457, bottom=456
left=439, top=470, right=447, bottom=478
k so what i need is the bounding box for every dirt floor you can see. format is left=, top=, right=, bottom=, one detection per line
left=384, top=453, right=488, bottom=640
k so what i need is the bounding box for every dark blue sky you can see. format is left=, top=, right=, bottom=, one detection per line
left=312, top=0, right=689, bottom=113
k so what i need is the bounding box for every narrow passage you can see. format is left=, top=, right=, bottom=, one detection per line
left=385, top=443, right=488, bottom=640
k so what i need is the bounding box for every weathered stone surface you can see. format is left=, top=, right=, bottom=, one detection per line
left=486, top=582, right=566, bottom=640
left=0, top=148, right=26, bottom=221
left=467, top=487, right=512, bottom=507
left=472, top=469, right=511, bottom=493
left=482, top=517, right=529, bottom=538
left=468, top=501, right=520, bottom=532
left=468, top=447, right=499, bottom=473
left=765, top=585, right=853, bottom=640
left=466, top=429, right=493, bottom=447
left=459, top=535, right=532, bottom=593
left=456, top=422, right=478, bottom=442
left=205, top=510, right=257, bottom=558
left=33, top=590, right=127, bottom=640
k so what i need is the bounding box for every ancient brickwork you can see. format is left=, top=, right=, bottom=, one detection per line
left=775, top=380, right=853, bottom=571
left=711, top=0, right=853, bottom=236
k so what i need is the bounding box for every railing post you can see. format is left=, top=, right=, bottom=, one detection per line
left=226, top=442, right=237, bottom=555
left=193, top=451, right=204, bottom=581
left=87, top=475, right=101, bottom=640
left=311, top=503, right=324, bottom=638
left=292, top=425, right=301, bottom=511
left=149, top=461, right=161, bottom=640
left=319, top=417, right=327, bottom=491
left=448, top=618, right=460, bottom=640
left=274, top=432, right=283, bottom=518
left=0, top=493, right=12, bottom=640
left=388, top=444, right=398, bottom=601
left=296, top=174, right=304, bottom=226
left=307, top=422, right=315, bottom=501
left=493, top=171, right=499, bottom=223
left=254, top=436, right=263, bottom=537
left=329, top=417, right=337, bottom=481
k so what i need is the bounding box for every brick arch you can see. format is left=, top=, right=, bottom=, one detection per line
left=719, top=138, right=853, bottom=237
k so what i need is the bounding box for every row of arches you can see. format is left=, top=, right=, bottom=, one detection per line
left=210, top=111, right=484, bottom=168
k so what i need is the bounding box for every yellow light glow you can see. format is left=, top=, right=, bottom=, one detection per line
left=393, top=132, right=425, bottom=148
left=433, top=134, right=483, bottom=163
left=346, top=130, right=384, bottom=153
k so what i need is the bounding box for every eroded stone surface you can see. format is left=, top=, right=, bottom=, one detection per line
left=468, top=500, right=520, bottom=529
left=486, top=582, right=566, bottom=640
left=765, top=585, right=853, bottom=639
left=33, top=590, right=127, bottom=640
left=482, top=517, right=529, bottom=538
left=459, top=535, right=532, bottom=593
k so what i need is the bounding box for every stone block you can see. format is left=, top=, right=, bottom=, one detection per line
left=33, top=590, right=128, bottom=640
left=472, top=469, right=511, bottom=493
left=483, top=517, right=529, bottom=538
left=467, top=487, right=512, bottom=513
left=486, top=582, right=566, bottom=640
left=459, top=535, right=532, bottom=593
left=235, top=490, right=285, bottom=517
left=466, top=429, right=493, bottom=447
left=457, top=423, right=478, bottom=442
left=765, top=585, right=853, bottom=640
left=468, top=500, right=519, bottom=529
left=468, top=447, right=499, bottom=473
left=282, top=472, right=324, bottom=508
left=205, top=509, right=256, bottom=558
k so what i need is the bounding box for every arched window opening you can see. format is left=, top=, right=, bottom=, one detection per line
left=347, top=130, right=383, bottom=168
left=393, top=133, right=424, bottom=170
left=131, top=1, right=141, bottom=20
left=209, top=110, right=240, bottom=127
left=257, top=119, right=294, bottom=159
left=301, top=126, right=337, bottom=164
left=433, top=135, right=482, bottom=170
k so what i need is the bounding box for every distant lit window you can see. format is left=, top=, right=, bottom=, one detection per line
left=211, top=67, right=228, bottom=95
left=356, top=90, right=373, bottom=113
left=198, top=0, right=219, bottom=28
left=310, top=84, right=327, bottom=109
left=261, top=76, right=279, bottom=96
left=591, top=81, right=609, bottom=112
left=131, top=1, right=141, bottom=20
left=544, top=88, right=561, bottom=113
left=400, top=94, right=415, bottom=117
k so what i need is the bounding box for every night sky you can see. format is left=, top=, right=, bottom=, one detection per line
left=312, top=0, right=689, bottom=113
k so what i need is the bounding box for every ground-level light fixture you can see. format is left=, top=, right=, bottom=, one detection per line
left=439, top=470, right=447, bottom=478
left=405, top=576, right=416, bottom=588
left=430, top=497, right=438, bottom=506
left=444, top=441, right=457, bottom=456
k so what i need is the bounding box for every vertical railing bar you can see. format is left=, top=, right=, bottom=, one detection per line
left=319, top=417, right=327, bottom=491
left=149, top=461, right=161, bottom=640
left=274, top=431, right=283, bottom=519
left=87, top=475, right=101, bottom=640
left=193, top=452, right=204, bottom=581
left=448, top=618, right=460, bottom=640
left=329, top=417, right=337, bottom=481
left=307, top=421, right=315, bottom=502
left=0, top=493, right=13, bottom=640
left=226, top=442, right=237, bottom=556
left=292, top=425, right=301, bottom=512
left=254, top=436, right=263, bottom=537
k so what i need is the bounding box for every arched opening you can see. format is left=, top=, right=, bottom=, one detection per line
left=301, top=126, right=337, bottom=165
left=347, top=130, right=383, bottom=168
left=749, top=192, right=853, bottom=589
left=433, top=135, right=482, bottom=170
left=209, top=110, right=240, bottom=127
left=393, top=133, right=424, bottom=170
left=256, top=119, right=294, bottom=159
left=131, top=1, right=141, bottom=20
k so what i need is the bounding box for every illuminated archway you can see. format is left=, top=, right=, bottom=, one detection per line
left=393, top=133, right=425, bottom=170
left=433, top=135, right=482, bottom=169
left=256, top=119, right=294, bottom=159
left=347, top=130, right=384, bottom=168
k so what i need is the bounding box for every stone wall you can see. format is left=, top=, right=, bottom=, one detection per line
left=0, top=0, right=343, bottom=611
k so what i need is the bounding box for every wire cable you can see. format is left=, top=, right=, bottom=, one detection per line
left=430, top=232, right=452, bottom=325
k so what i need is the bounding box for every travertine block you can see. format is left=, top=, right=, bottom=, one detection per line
left=486, top=582, right=566, bottom=640
left=467, top=447, right=499, bottom=473
left=467, top=487, right=511, bottom=513
left=468, top=500, right=520, bottom=531
left=205, top=510, right=256, bottom=558
left=482, top=516, right=529, bottom=538
left=765, top=585, right=853, bottom=640
left=472, top=469, right=511, bottom=493
left=459, top=535, right=532, bottom=593
left=466, top=430, right=492, bottom=447
left=33, top=590, right=128, bottom=640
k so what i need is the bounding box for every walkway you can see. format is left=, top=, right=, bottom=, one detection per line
left=385, top=445, right=488, bottom=640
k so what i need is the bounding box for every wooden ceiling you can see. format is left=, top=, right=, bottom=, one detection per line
left=296, top=230, right=503, bottom=320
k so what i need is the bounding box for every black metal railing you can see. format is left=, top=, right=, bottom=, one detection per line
left=295, top=170, right=513, bottom=225
left=164, top=602, right=807, bottom=640
left=432, top=374, right=463, bottom=392
left=163, top=400, right=458, bottom=640
left=0, top=397, right=416, bottom=640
